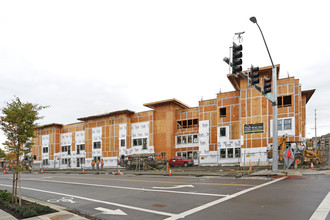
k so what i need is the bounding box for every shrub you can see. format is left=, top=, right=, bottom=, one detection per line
left=22, top=208, right=37, bottom=218
left=0, top=190, right=12, bottom=203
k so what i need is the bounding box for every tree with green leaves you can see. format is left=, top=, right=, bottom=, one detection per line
left=0, top=97, right=47, bottom=205
left=0, top=147, right=6, bottom=159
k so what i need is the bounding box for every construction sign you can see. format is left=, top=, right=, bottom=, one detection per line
left=283, top=147, right=295, bottom=169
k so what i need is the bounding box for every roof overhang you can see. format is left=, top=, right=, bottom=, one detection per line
left=144, top=98, right=190, bottom=109
left=77, top=109, right=135, bottom=121
left=302, top=89, right=315, bottom=104
left=37, top=123, right=63, bottom=130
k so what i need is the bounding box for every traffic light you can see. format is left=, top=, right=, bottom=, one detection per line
left=263, top=77, right=272, bottom=94
left=250, top=65, right=259, bottom=86
left=232, top=42, right=243, bottom=75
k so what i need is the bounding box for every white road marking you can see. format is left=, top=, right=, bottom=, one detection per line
left=0, top=183, right=175, bottom=217
left=152, top=185, right=194, bottom=189
left=47, top=197, right=76, bottom=204
left=95, top=207, right=127, bottom=216
left=164, top=176, right=287, bottom=220
left=22, top=178, right=228, bottom=197
left=310, top=192, right=330, bottom=220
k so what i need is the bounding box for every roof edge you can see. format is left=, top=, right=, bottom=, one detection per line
left=144, top=98, right=190, bottom=109
left=77, top=109, right=135, bottom=121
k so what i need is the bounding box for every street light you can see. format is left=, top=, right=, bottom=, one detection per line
left=250, top=16, right=279, bottom=172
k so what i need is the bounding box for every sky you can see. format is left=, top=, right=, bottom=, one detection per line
left=1, top=0, right=329, bottom=148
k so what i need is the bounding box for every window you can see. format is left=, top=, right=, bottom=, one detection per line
left=228, top=148, right=234, bottom=158
left=193, top=135, right=198, bottom=143
left=220, top=149, right=226, bottom=158
left=220, top=127, right=226, bottom=137
left=182, top=136, right=187, bottom=144
left=42, top=147, right=48, bottom=153
left=278, top=120, right=283, bottom=131
left=235, top=148, right=241, bottom=158
left=177, top=119, right=199, bottom=129
left=61, top=145, right=71, bottom=153
left=277, top=118, right=293, bottom=131
left=142, top=138, right=147, bottom=149
left=93, top=141, right=101, bottom=149
left=120, top=139, right=126, bottom=147
left=132, top=138, right=147, bottom=148
left=42, top=159, right=49, bottom=165
left=76, top=144, right=85, bottom=154
left=277, top=95, right=292, bottom=108
left=188, top=135, right=192, bottom=143
left=176, top=134, right=198, bottom=145
left=220, top=108, right=226, bottom=118
left=177, top=136, right=182, bottom=144
left=284, top=119, right=292, bottom=130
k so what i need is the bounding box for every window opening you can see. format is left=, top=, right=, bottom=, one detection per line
left=220, top=108, right=226, bottom=118
left=93, top=141, right=101, bottom=149
left=220, top=127, right=226, bottom=137
left=220, top=149, right=226, bottom=158
left=284, top=118, right=292, bottom=130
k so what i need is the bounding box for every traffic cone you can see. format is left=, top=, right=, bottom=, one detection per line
left=3, top=170, right=6, bottom=174
left=41, top=169, right=44, bottom=174
left=294, top=159, right=298, bottom=169
left=169, top=169, right=172, bottom=176
left=311, top=162, right=314, bottom=170
left=82, top=169, right=85, bottom=174
left=118, top=169, right=120, bottom=175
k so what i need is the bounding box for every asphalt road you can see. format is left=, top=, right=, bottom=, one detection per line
left=0, top=173, right=329, bottom=220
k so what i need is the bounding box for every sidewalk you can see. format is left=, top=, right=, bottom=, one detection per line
left=0, top=209, right=16, bottom=220
left=251, top=168, right=330, bottom=177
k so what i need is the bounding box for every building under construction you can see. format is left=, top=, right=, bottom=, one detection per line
left=32, top=65, right=315, bottom=168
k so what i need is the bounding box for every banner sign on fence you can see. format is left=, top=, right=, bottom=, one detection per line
left=244, top=123, right=264, bottom=134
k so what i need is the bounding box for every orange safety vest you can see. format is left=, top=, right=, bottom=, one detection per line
left=91, top=161, right=95, bottom=166
left=97, top=161, right=100, bottom=165
left=101, top=160, right=104, bottom=166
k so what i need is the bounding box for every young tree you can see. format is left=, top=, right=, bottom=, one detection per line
left=0, top=97, right=47, bottom=205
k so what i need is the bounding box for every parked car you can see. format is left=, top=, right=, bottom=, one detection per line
left=168, top=156, right=194, bottom=167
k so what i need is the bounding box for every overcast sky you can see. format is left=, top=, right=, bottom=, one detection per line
left=1, top=0, right=329, bottom=148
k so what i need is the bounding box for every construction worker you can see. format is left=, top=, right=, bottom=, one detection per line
left=91, top=160, right=95, bottom=169
left=97, top=160, right=100, bottom=169
left=101, top=159, right=104, bottom=169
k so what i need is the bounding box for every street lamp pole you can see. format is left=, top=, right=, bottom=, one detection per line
left=250, top=17, right=278, bottom=172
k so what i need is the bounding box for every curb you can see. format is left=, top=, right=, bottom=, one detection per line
left=22, top=196, right=89, bottom=220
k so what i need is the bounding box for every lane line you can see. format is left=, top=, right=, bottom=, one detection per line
left=0, top=183, right=175, bottom=217
left=164, top=176, right=287, bottom=220
left=310, top=191, right=330, bottom=220
left=21, top=178, right=228, bottom=197
left=24, top=175, right=257, bottom=187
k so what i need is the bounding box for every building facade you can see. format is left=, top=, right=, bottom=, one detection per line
left=32, top=65, right=314, bottom=168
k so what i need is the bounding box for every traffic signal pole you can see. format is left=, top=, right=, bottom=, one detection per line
left=250, top=16, right=278, bottom=172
